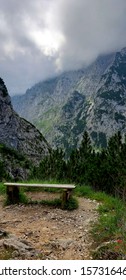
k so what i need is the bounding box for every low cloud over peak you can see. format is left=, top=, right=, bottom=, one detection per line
left=0, top=0, right=126, bottom=95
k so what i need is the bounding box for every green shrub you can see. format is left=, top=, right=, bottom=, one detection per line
left=19, top=190, right=29, bottom=204
left=0, top=183, right=6, bottom=194
left=63, top=196, right=79, bottom=210
left=75, top=185, right=93, bottom=197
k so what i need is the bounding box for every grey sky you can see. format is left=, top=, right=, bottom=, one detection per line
left=0, top=0, right=126, bottom=95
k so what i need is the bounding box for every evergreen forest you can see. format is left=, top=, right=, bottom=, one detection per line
left=32, top=131, right=126, bottom=201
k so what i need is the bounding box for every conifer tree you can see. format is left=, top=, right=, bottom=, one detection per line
left=79, top=131, right=92, bottom=157
left=32, top=148, right=67, bottom=181
left=74, top=131, right=93, bottom=183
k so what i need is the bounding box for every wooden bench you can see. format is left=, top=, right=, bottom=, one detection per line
left=4, top=183, right=76, bottom=209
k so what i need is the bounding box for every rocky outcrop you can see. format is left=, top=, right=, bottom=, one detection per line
left=0, top=78, right=51, bottom=165
left=0, top=230, right=41, bottom=259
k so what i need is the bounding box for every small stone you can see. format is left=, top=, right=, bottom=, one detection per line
left=44, top=250, right=52, bottom=255
left=12, top=250, right=19, bottom=258
left=25, top=231, right=33, bottom=237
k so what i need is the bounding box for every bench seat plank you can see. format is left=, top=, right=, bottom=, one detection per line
left=4, top=183, right=75, bottom=189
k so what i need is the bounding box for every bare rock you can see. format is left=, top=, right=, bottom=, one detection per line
left=0, top=78, right=51, bottom=180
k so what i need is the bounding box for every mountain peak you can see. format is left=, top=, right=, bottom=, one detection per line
left=0, top=78, right=11, bottom=104
left=120, top=47, right=126, bottom=55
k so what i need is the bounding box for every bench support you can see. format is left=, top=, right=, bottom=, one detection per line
left=7, top=186, right=20, bottom=204
left=61, top=189, right=72, bottom=209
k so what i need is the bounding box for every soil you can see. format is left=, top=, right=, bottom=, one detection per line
left=0, top=192, right=99, bottom=260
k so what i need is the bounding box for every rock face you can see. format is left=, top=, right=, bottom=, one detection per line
left=0, top=78, right=51, bottom=164
left=86, top=47, right=126, bottom=146
left=12, top=47, right=126, bottom=152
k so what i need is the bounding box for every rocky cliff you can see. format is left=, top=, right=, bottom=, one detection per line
left=0, top=78, right=51, bottom=165
left=86, top=47, right=126, bottom=147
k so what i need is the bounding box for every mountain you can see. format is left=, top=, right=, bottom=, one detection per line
left=0, top=78, right=51, bottom=165
left=12, top=70, right=84, bottom=147
left=12, top=47, right=126, bottom=153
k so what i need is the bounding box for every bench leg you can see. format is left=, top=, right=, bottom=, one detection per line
left=6, top=186, right=20, bottom=204
left=61, top=189, right=72, bottom=209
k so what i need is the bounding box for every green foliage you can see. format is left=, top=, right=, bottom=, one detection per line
left=0, top=182, right=6, bottom=194
left=0, top=161, right=6, bottom=181
left=75, top=185, right=93, bottom=198
left=0, top=143, right=27, bottom=161
left=73, top=131, right=126, bottom=201
left=0, top=142, right=32, bottom=181
left=67, top=131, right=93, bottom=184
left=63, top=196, right=78, bottom=210
left=31, top=148, right=67, bottom=181
left=30, top=130, right=126, bottom=202
left=18, top=190, right=29, bottom=204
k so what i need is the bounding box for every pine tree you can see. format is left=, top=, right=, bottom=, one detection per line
left=74, top=131, right=93, bottom=184
left=79, top=131, right=92, bottom=157
left=67, top=148, right=80, bottom=182
left=31, top=148, right=67, bottom=181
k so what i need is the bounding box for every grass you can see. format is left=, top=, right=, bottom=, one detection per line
left=75, top=184, right=126, bottom=259
left=0, top=248, right=14, bottom=260
left=74, top=184, right=93, bottom=197
left=28, top=196, right=78, bottom=210
left=0, top=182, right=6, bottom=194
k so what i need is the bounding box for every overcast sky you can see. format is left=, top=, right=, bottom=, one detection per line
left=0, top=0, right=126, bottom=95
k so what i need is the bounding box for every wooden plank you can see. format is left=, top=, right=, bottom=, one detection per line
left=4, top=183, right=75, bottom=189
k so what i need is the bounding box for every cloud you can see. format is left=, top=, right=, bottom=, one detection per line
left=54, top=0, right=126, bottom=70
left=0, top=0, right=126, bottom=95
left=0, top=0, right=59, bottom=94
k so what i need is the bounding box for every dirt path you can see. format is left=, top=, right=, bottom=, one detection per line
left=0, top=192, right=99, bottom=260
